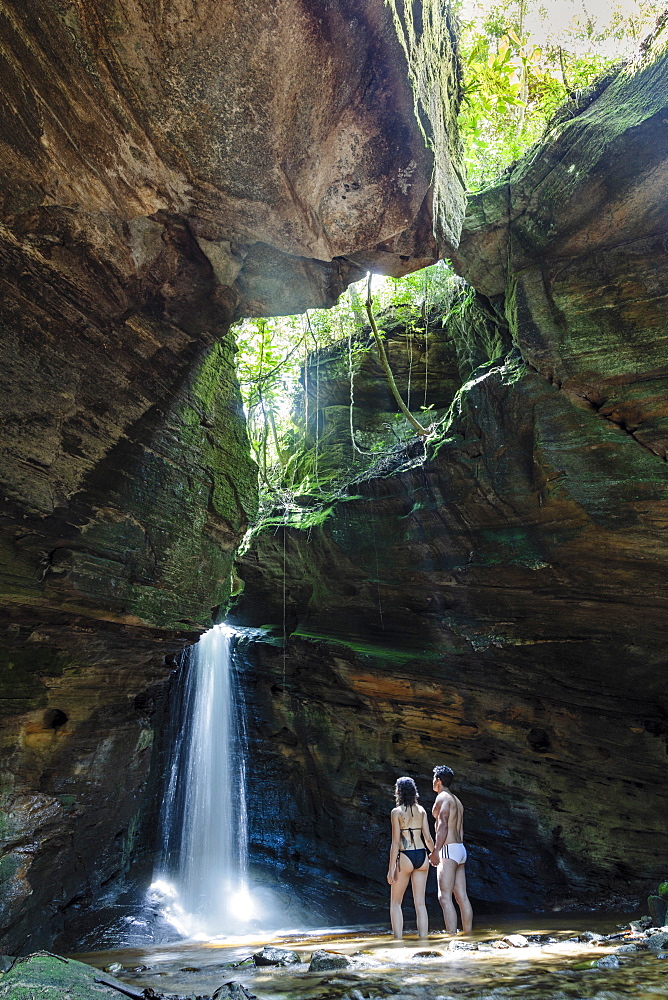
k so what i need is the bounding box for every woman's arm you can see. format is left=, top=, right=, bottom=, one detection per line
left=421, top=807, right=434, bottom=853
left=387, top=809, right=401, bottom=884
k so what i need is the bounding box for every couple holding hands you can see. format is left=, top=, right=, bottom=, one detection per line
left=387, top=765, right=473, bottom=940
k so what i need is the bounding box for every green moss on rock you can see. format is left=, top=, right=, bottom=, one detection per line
left=0, top=953, right=124, bottom=999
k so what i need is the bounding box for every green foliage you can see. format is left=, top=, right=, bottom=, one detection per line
left=658, top=880, right=668, bottom=898
left=456, top=0, right=659, bottom=190
left=234, top=263, right=458, bottom=521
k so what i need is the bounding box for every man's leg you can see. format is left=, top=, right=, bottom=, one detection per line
left=453, top=863, right=473, bottom=933
left=437, top=857, right=458, bottom=934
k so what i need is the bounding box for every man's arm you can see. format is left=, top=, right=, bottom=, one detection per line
left=429, top=793, right=450, bottom=866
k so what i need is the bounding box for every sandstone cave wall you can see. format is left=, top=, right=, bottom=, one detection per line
left=0, top=0, right=464, bottom=951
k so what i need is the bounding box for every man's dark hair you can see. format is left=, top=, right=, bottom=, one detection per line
left=433, top=765, right=454, bottom=787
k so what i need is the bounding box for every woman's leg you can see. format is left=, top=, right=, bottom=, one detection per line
left=410, top=861, right=430, bottom=938
left=390, top=855, right=412, bottom=939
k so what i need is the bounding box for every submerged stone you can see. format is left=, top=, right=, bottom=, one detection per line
left=213, top=983, right=256, bottom=1000
left=449, top=940, right=478, bottom=951
left=308, top=949, right=352, bottom=971
left=595, top=954, right=621, bottom=969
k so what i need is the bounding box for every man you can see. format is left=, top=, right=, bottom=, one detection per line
left=429, top=764, right=473, bottom=934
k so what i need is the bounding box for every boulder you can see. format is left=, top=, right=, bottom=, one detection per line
left=503, top=934, right=529, bottom=948
left=648, top=933, right=668, bottom=951
left=253, top=947, right=301, bottom=967
left=308, top=949, right=352, bottom=972
left=581, top=932, right=605, bottom=943
left=0, top=953, right=128, bottom=999
left=649, top=895, right=668, bottom=927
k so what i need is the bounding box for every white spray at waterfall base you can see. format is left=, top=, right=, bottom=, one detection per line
left=150, top=624, right=258, bottom=938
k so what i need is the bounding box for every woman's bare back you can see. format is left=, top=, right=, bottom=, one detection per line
left=394, top=804, right=428, bottom=850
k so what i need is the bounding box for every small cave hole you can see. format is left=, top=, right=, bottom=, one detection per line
left=527, top=727, right=551, bottom=753
left=44, top=708, right=68, bottom=730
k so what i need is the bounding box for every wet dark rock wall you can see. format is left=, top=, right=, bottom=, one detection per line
left=236, top=33, right=668, bottom=913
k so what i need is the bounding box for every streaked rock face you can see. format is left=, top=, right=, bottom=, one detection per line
left=0, top=0, right=463, bottom=951
left=450, top=32, right=668, bottom=462
left=236, top=35, right=668, bottom=913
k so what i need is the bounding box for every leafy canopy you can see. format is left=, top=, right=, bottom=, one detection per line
left=456, top=0, right=660, bottom=189
left=234, top=264, right=456, bottom=508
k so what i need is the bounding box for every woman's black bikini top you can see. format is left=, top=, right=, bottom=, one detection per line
left=400, top=825, right=424, bottom=849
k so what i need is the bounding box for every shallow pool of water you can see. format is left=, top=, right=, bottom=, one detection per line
left=70, top=915, right=668, bottom=1000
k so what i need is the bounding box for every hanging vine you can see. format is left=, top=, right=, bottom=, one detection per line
left=364, top=274, right=429, bottom=437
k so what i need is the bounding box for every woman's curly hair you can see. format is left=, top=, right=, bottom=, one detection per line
left=394, top=776, right=419, bottom=809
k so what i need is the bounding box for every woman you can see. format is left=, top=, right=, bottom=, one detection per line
left=387, top=776, right=434, bottom=939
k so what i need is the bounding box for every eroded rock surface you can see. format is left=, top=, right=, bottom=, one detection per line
left=236, top=36, right=668, bottom=912
left=0, top=0, right=463, bottom=950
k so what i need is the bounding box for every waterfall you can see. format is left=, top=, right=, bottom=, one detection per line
left=153, top=624, right=253, bottom=938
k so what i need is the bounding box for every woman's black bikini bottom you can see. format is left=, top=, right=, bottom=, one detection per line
left=400, top=848, right=428, bottom=869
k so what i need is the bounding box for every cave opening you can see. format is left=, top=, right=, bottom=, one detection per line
left=43, top=708, right=68, bottom=730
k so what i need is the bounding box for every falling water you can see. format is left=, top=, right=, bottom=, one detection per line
left=153, top=624, right=253, bottom=937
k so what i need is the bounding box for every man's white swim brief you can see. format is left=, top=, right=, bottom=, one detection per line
left=440, top=843, right=467, bottom=864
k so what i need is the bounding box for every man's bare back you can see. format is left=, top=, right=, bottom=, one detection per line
left=429, top=765, right=473, bottom=934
